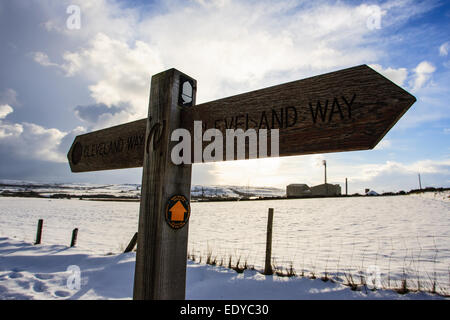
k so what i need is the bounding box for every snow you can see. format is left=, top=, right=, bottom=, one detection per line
left=0, top=237, right=444, bottom=300
left=0, top=182, right=285, bottom=200
left=0, top=190, right=449, bottom=299
left=0, top=237, right=134, bottom=300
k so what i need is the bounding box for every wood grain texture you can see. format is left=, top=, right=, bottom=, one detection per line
left=67, top=118, right=147, bottom=172
left=67, top=65, right=416, bottom=172
left=133, top=69, right=196, bottom=300
left=181, top=64, right=416, bottom=161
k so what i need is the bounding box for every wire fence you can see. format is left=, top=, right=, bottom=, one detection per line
left=188, top=232, right=450, bottom=295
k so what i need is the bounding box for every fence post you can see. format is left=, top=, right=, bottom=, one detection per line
left=34, top=219, right=43, bottom=245
left=124, top=232, right=138, bottom=253
left=70, top=228, right=78, bottom=247
left=264, top=208, right=274, bottom=275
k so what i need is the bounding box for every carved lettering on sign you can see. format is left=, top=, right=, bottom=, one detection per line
left=209, top=95, right=354, bottom=134
left=309, top=94, right=356, bottom=124
left=127, top=134, right=145, bottom=151
left=80, top=131, right=146, bottom=161
left=83, top=138, right=124, bottom=158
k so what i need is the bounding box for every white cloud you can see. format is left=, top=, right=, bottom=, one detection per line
left=35, top=0, right=398, bottom=129
left=60, top=33, right=164, bottom=128
left=0, top=119, right=84, bottom=163
left=0, top=122, right=23, bottom=139
left=198, top=155, right=450, bottom=193
left=31, top=51, right=59, bottom=68
left=350, top=159, right=450, bottom=192
left=136, top=1, right=382, bottom=97
left=439, top=42, right=449, bottom=56
left=0, top=121, right=65, bottom=162
left=410, top=61, right=436, bottom=91
left=0, top=104, right=13, bottom=119
left=16, top=0, right=446, bottom=186
left=369, top=64, right=408, bottom=87
left=31, top=0, right=442, bottom=131
left=374, top=139, right=392, bottom=150
left=0, top=90, right=77, bottom=163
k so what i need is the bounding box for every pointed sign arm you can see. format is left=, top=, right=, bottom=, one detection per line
left=67, top=65, right=416, bottom=173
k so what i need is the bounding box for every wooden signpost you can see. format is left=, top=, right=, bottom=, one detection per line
left=67, top=65, right=416, bottom=300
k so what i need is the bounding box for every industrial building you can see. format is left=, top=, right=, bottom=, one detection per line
left=286, top=184, right=311, bottom=197
left=287, top=159, right=342, bottom=198
left=310, top=183, right=341, bottom=196
left=286, top=183, right=341, bottom=197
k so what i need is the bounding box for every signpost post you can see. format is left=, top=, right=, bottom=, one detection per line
left=132, top=69, right=196, bottom=300
left=67, top=64, right=416, bottom=299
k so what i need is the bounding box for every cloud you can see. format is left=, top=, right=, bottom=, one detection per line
left=0, top=122, right=23, bottom=139
left=4, top=0, right=445, bottom=186
left=0, top=88, right=19, bottom=107
left=374, top=139, right=392, bottom=150
left=74, top=103, right=128, bottom=128
left=369, top=64, right=408, bottom=87
left=439, top=41, right=449, bottom=56
left=0, top=104, right=13, bottom=119
left=410, top=61, right=436, bottom=91
left=396, top=67, right=450, bottom=129
left=0, top=104, right=85, bottom=163
left=35, top=0, right=402, bottom=129
left=60, top=33, right=163, bottom=126
left=33, top=0, right=439, bottom=129
left=350, top=159, right=450, bottom=192
left=199, top=154, right=450, bottom=193
left=135, top=0, right=384, bottom=100
left=0, top=121, right=87, bottom=182
left=30, top=51, right=60, bottom=68
left=56, top=125, right=86, bottom=157
left=0, top=121, right=66, bottom=162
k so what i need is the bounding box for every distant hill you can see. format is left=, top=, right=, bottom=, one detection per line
left=0, top=180, right=285, bottom=200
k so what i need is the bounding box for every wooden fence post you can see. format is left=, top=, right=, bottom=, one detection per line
left=264, top=208, right=274, bottom=275
left=133, top=69, right=196, bottom=300
left=70, top=228, right=78, bottom=247
left=34, top=219, right=43, bottom=245
left=124, top=232, right=138, bottom=253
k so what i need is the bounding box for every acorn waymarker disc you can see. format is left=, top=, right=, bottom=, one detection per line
left=165, top=195, right=190, bottom=229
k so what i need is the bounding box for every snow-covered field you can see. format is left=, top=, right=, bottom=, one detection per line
left=0, top=238, right=443, bottom=300
left=0, top=191, right=449, bottom=299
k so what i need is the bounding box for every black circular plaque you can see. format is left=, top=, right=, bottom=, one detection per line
left=165, top=195, right=190, bottom=229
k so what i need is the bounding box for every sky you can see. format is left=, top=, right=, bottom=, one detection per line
left=0, top=0, right=449, bottom=194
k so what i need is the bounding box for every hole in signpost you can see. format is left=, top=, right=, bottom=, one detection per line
left=179, top=77, right=194, bottom=107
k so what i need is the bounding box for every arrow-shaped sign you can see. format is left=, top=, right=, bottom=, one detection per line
left=68, top=65, right=415, bottom=172
left=169, top=201, right=187, bottom=222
